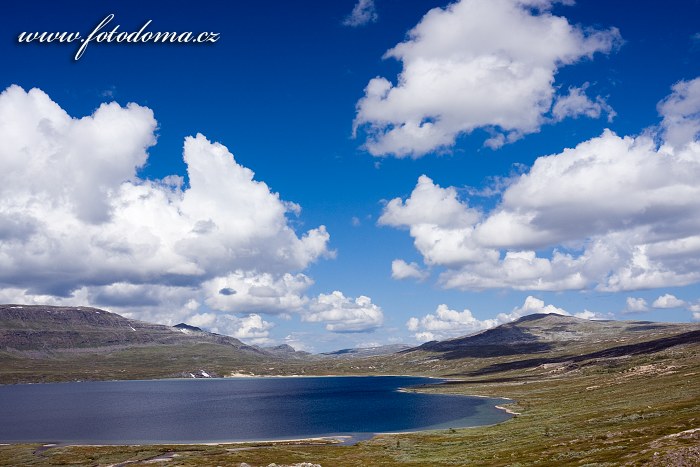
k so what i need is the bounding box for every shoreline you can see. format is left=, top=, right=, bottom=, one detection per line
left=0, top=373, right=448, bottom=386
left=0, top=375, right=517, bottom=448
left=494, top=404, right=521, bottom=415
left=13, top=436, right=353, bottom=449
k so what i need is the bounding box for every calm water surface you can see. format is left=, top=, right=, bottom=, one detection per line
left=0, top=376, right=511, bottom=444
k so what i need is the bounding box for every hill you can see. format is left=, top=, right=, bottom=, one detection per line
left=2, top=306, right=698, bottom=386
left=410, top=313, right=698, bottom=359
left=0, top=304, right=297, bottom=384
left=0, top=304, right=255, bottom=351
left=2, top=310, right=698, bottom=465
left=303, top=313, right=699, bottom=376
left=321, top=344, right=410, bottom=358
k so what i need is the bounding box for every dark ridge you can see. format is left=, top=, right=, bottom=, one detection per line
left=174, top=323, right=203, bottom=332
left=322, top=344, right=412, bottom=358
left=627, top=324, right=668, bottom=331
left=400, top=312, right=698, bottom=361
left=265, top=344, right=297, bottom=353
left=411, top=323, right=551, bottom=359
left=461, top=330, right=700, bottom=377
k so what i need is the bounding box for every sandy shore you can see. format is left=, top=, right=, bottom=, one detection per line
left=495, top=404, right=521, bottom=415
left=36, top=436, right=352, bottom=448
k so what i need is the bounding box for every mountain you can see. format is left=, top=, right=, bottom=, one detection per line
left=174, top=323, right=203, bottom=333
left=321, top=344, right=411, bottom=358
left=2, top=307, right=697, bottom=465
left=2, top=305, right=698, bottom=385
left=0, top=304, right=255, bottom=351
left=263, top=344, right=313, bottom=359
left=369, top=313, right=700, bottom=378
left=0, top=304, right=291, bottom=384
left=407, top=313, right=699, bottom=359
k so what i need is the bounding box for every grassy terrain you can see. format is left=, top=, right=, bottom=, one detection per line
left=1, top=330, right=698, bottom=466
left=0, top=343, right=281, bottom=384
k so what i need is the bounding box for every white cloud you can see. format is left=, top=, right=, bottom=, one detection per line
left=551, top=84, right=615, bottom=123
left=406, top=304, right=497, bottom=341
left=574, top=309, right=607, bottom=320
left=625, top=297, right=649, bottom=313
left=0, top=86, right=157, bottom=224
left=406, top=295, right=574, bottom=341
left=180, top=312, right=276, bottom=346
left=380, top=175, right=481, bottom=228
left=689, top=301, right=700, bottom=321
left=651, top=293, right=686, bottom=309
left=353, top=0, right=621, bottom=157
left=188, top=312, right=217, bottom=328
left=658, top=78, right=700, bottom=148
left=221, top=313, right=275, bottom=345
left=391, top=259, right=428, bottom=281
left=0, top=286, right=90, bottom=308
left=343, top=0, right=378, bottom=27
left=379, top=175, right=492, bottom=268
left=304, top=291, right=383, bottom=332
left=0, top=85, right=333, bottom=332
left=283, top=332, right=314, bottom=352
left=202, top=271, right=313, bottom=314
left=496, top=295, right=569, bottom=322
left=413, top=331, right=436, bottom=343
left=381, top=78, right=700, bottom=292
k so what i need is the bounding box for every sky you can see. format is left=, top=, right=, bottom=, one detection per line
left=2, top=0, right=700, bottom=352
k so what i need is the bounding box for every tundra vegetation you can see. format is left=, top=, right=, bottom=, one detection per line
left=0, top=306, right=698, bottom=466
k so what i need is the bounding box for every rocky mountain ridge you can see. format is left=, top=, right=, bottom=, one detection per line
left=0, top=304, right=258, bottom=353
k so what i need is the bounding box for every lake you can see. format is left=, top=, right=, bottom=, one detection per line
left=0, top=376, right=512, bottom=444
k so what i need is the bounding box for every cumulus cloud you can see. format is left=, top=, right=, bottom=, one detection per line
left=406, top=304, right=497, bottom=341
left=304, top=291, right=383, bottom=332
left=178, top=312, right=275, bottom=346
left=495, top=295, right=569, bottom=322
left=651, top=293, right=686, bottom=309
left=379, top=175, right=493, bottom=268
left=625, top=297, right=649, bottom=313
left=391, top=259, right=428, bottom=281
left=381, top=77, right=700, bottom=292
left=573, top=310, right=607, bottom=320
left=353, top=0, right=621, bottom=157
left=658, top=78, right=700, bottom=148
left=0, top=85, right=334, bottom=341
left=0, top=86, right=330, bottom=293
left=552, top=84, right=615, bottom=123
left=221, top=314, right=275, bottom=345
left=689, top=301, right=700, bottom=321
left=0, top=286, right=90, bottom=308
left=0, top=86, right=157, bottom=224
left=406, top=295, right=573, bottom=341
left=343, top=0, right=378, bottom=27
left=188, top=312, right=217, bottom=328
left=202, top=272, right=313, bottom=314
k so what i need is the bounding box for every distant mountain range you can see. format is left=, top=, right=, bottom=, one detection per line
left=1, top=304, right=698, bottom=384
left=321, top=344, right=411, bottom=358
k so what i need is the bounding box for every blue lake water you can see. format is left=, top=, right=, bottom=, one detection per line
left=0, top=376, right=511, bottom=444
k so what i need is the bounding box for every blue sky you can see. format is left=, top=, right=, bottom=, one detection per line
left=2, top=0, right=700, bottom=351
